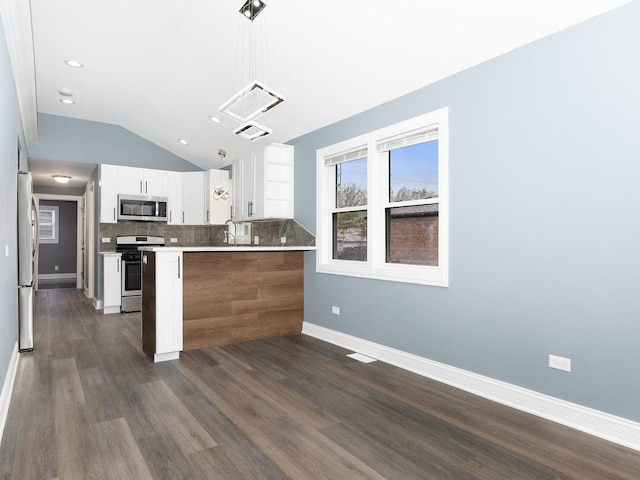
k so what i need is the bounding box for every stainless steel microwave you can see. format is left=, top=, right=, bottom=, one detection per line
left=118, top=194, right=168, bottom=222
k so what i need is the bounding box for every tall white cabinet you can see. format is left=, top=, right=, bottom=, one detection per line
left=232, top=143, right=294, bottom=221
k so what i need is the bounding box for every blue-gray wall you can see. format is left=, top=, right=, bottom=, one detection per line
left=30, top=113, right=202, bottom=172
left=291, top=2, right=640, bottom=422
left=0, top=19, right=20, bottom=398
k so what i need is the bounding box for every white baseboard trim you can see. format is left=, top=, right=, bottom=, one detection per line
left=38, top=273, right=77, bottom=281
left=93, top=298, right=103, bottom=311
left=0, top=342, right=20, bottom=446
left=302, top=322, right=640, bottom=452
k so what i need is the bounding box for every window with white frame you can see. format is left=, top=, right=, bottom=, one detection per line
left=38, top=205, right=59, bottom=244
left=316, top=108, right=448, bottom=286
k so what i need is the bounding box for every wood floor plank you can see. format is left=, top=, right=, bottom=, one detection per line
left=54, top=403, right=91, bottom=480
left=51, top=358, right=86, bottom=406
left=88, top=417, right=154, bottom=480
left=138, top=380, right=217, bottom=455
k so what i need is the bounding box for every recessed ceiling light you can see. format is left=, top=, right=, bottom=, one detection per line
left=209, top=116, right=221, bottom=123
left=59, top=98, right=75, bottom=104
left=178, top=138, right=189, bottom=145
left=64, top=59, right=84, bottom=68
left=58, top=88, right=73, bottom=97
left=52, top=175, right=71, bottom=184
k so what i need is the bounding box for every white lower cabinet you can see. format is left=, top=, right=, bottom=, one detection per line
left=152, top=251, right=183, bottom=362
left=103, top=253, right=122, bottom=314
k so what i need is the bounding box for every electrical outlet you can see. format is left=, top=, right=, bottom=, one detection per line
left=280, top=236, right=287, bottom=244
left=331, top=306, right=340, bottom=315
left=549, top=354, right=571, bottom=372
left=170, top=238, right=178, bottom=243
left=101, top=237, right=110, bottom=243
left=253, top=235, right=259, bottom=245
left=54, top=266, right=59, bottom=271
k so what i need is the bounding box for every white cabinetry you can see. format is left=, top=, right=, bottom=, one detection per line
left=103, top=253, right=122, bottom=314
left=152, top=251, right=183, bottom=362
left=181, top=171, right=206, bottom=225
left=117, top=167, right=169, bottom=197
left=167, top=171, right=183, bottom=225
left=205, top=169, right=232, bottom=225
left=232, top=143, right=294, bottom=221
left=100, top=165, right=119, bottom=223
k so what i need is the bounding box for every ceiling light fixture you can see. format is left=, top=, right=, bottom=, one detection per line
left=209, top=115, right=221, bottom=123
left=219, top=80, right=284, bottom=124
left=233, top=121, right=272, bottom=141
left=59, top=98, right=75, bottom=104
left=218, top=1, right=283, bottom=140
left=178, top=138, right=189, bottom=145
left=52, top=175, right=71, bottom=184
left=64, top=59, right=84, bottom=68
left=58, top=88, right=73, bottom=97
left=239, top=0, right=266, bottom=21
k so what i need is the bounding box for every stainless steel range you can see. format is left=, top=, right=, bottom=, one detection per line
left=116, top=235, right=165, bottom=312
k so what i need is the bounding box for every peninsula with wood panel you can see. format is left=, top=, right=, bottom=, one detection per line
left=139, top=246, right=315, bottom=362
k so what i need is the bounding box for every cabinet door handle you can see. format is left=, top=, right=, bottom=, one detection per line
left=248, top=201, right=253, bottom=217
left=207, top=210, right=210, bottom=222
left=177, top=256, right=181, bottom=279
left=140, top=180, right=143, bottom=193
left=182, top=211, right=184, bottom=223
left=145, top=181, right=148, bottom=194
left=169, top=210, right=172, bottom=223
left=113, top=207, right=116, bottom=221
left=117, top=258, right=120, bottom=273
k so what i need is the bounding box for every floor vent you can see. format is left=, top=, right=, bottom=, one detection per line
left=347, top=353, right=376, bottom=363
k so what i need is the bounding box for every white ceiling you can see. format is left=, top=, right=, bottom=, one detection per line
left=29, top=0, right=632, bottom=183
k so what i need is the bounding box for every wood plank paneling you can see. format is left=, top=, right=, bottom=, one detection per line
left=182, top=251, right=304, bottom=350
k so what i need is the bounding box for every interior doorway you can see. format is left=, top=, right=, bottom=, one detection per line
left=34, top=193, right=84, bottom=291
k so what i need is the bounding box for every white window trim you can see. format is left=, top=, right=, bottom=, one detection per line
left=39, top=205, right=60, bottom=244
left=316, top=107, right=449, bottom=286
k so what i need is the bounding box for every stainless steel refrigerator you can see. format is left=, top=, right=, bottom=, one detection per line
left=17, top=171, right=38, bottom=352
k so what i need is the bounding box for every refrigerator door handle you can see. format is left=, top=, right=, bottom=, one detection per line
left=31, top=194, right=39, bottom=260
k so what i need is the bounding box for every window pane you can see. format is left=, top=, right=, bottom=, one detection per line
left=333, top=211, right=367, bottom=261
left=386, top=204, right=438, bottom=266
left=389, top=140, right=438, bottom=202
left=336, top=157, right=367, bottom=208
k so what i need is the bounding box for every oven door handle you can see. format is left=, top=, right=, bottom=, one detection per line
left=177, top=256, right=181, bottom=279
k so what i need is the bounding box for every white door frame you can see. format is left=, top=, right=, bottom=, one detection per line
left=34, top=193, right=84, bottom=290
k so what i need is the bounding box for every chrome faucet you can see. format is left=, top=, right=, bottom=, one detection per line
left=224, top=219, right=236, bottom=246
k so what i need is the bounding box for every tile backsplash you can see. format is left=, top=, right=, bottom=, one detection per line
left=99, top=219, right=315, bottom=251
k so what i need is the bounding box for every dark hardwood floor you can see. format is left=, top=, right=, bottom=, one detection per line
left=1, top=289, right=639, bottom=479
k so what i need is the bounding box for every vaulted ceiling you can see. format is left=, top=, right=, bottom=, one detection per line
left=26, top=0, right=633, bottom=172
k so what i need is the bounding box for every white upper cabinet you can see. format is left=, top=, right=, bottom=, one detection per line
left=117, top=167, right=169, bottom=197
left=205, top=169, right=232, bottom=225
left=233, top=143, right=294, bottom=221
left=181, top=171, right=206, bottom=225
left=167, top=171, right=183, bottom=225
left=99, top=164, right=119, bottom=223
